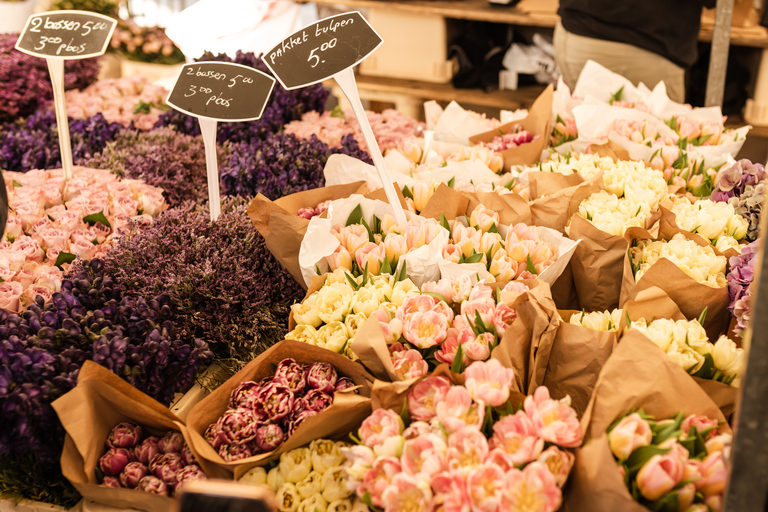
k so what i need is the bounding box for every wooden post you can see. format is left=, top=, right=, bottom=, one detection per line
left=705, top=0, right=735, bottom=107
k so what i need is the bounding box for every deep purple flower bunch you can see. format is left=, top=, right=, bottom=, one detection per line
left=98, top=423, right=207, bottom=495
left=82, top=127, right=228, bottom=207
left=0, top=110, right=125, bottom=172
left=154, top=50, right=329, bottom=145
left=100, top=198, right=305, bottom=366
left=712, top=159, right=767, bottom=242
left=727, top=239, right=760, bottom=334
left=0, top=33, right=100, bottom=122
left=220, top=132, right=369, bottom=199
left=205, top=358, right=354, bottom=461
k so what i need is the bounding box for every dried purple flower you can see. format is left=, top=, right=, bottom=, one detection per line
left=134, top=436, right=161, bottom=465
left=157, top=431, right=184, bottom=454
left=137, top=475, right=169, bottom=495
left=119, top=462, right=149, bottom=488
left=306, top=362, right=338, bottom=393
left=254, top=423, right=284, bottom=452
left=107, top=422, right=143, bottom=449
left=257, top=383, right=295, bottom=421
left=100, top=447, right=133, bottom=476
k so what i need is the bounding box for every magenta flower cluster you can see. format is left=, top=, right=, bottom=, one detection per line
left=99, top=422, right=207, bottom=496
left=205, top=358, right=354, bottom=462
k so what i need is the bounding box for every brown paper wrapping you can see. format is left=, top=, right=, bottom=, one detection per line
left=619, top=224, right=730, bottom=341
left=52, top=361, right=223, bottom=512
left=549, top=260, right=580, bottom=310
left=351, top=316, right=399, bottom=382
left=247, top=182, right=369, bottom=289
left=564, top=330, right=732, bottom=512
left=528, top=172, right=584, bottom=200
left=420, top=184, right=532, bottom=227
left=530, top=181, right=598, bottom=234
left=469, top=84, right=553, bottom=171
left=657, top=204, right=740, bottom=260
left=185, top=340, right=374, bottom=478
left=492, top=280, right=559, bottom=395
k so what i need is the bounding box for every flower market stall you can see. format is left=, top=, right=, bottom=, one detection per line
left=0, top=7, right=766, bottom=512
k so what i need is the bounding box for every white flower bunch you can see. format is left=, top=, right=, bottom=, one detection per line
left=539, top=153, right=616, bottom=177
left=286, top=269, right=420, bottom=359
left=568, top=309, right=623, bottom=332
left=239, top=440, right=355, bottom=512
left=573, top=190, right=652, bottom=236
left=627, top=318, right=745, bottom=385
left=665, top=197, right=749, bottom=253
left=599, top=160, right=668, bottom=206
left=630, top=233, right=727, bottom=288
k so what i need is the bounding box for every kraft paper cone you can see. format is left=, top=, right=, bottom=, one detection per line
left=351, top=316, right=399, bottom=382
left=275, top=182, right=369, bottom=215
left=620, top=225, right=730, bottom=341
left=658, top=204, right=740, bottom=259
left=549, top=261, right=580, bottom=310
left=185, top=340, right=374, bottom=478
left=530, top=181, right=597, bottom=233
left=543, top=315, right=616, bottom=418
left=419, top=184, right=472, bottom=221
left=492, top=280, right=559, bottom=395
left=470, top=84, right=553, bottom=171
left=52, top=361, right=224, bottom=512
left=420, top=184, right=532, bottom=227
left=693, top=377, right=739, bottom=419
left=528, top=171, right=584, bottom=200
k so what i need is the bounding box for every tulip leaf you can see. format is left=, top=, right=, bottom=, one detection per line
left=650, top=412, right=684, bottom=445
left=361, top=217, right=375, bottom=243
left=504, top=178, right=515, bottom=190
left=526, top=254, right=538, bottom=275
left=625, top=445, right=671, bottom=473
left=648, top=492, right=679, bottom=512
left=697, top=307, right=708, bottom=326
left=83, top=211, right=111, bottom=228
left=345, top=271, right=360, bottom=291
left=54, top=251, right=77, bottom=269
left=451, top=344, right=465, bottom=374
left=345, top=204, right=363, bottom=227
left=690, top=353, right=715, bottom=380
left=360, top=262, right=370, bottom=288
left=315, top=264, right=322, bottom=276
left=464, top=253, right=484, bottom=264
left=487, top=222, right=499, bottom=234
left=380, top=256, right=392, bottom=276
left=447, top=176, right=455, bottom=188
left=474, top=310, right=490, bottom=334
left=440, top=213, right=451, bottom=232
left=396, top=260, right=408, bottom=282
left=610, top=85, right=624, bottom=103
left=12, top=180, right=21, bottom=188
left=666, top=116, right=678, bottom=132
left=330, top=105, right=345, bottom=118
left=361, top=492, right=374, bottom=509
left=420, top=291, right=450, bottom=304
left=372, top=214, right=382, bottom=235
left=400, top=396, right=411, bottom=425
left=94, top=467, right=105, bottom=484
left=625, top=311, right=632, bottom=329
left=402, top=185, right=414, bottom=200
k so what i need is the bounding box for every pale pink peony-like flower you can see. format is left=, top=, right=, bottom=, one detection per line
left=359, top=409, right=404, bottom=447
left=464, top=359, right=515, bottom=407
left=381, top=473, right=434, bottom=512
left=524, top=386, right=582, bottom=448
left=502, top=462, right=562, bottom=512
left=431, top=470, right=471, bottom=512
left=608, top=412, right=652, bottom=460
left=361, top=456, right=402, bottom=508
left=636, top=452, right=685, bottom=501
left=408, top=376, right=452, bottom=421
left=490, top=410, right=544, bottom=466
left=402, top=311, right=449, bottom=349
left=435, top=386, right=485, bottom=433
left=392, top=349, right=429, bottom=380
left=537, top=446, right=575, bottom=487
left=400, top=432, right=447, bottom=479
left=447, top=426, right=489, bottom=470
left=467, top=465, right=505, bottom=512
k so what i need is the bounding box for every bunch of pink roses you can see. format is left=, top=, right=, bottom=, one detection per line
left=342, top=360, right=582, bottom=512
left=0, top=167, right=166, bottom=312
left=607, top=411, right=730, bottom=511
left=374, top=276, right=527, bottom=378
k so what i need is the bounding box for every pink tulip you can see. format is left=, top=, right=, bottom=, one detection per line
left=408, top=376, right=452, bottom=421
left=636, top=453, right=684, bottom=501
left=401, top=433, right=447, bottom=478
left=467, top=465, right=505, bottom=512
left=356, top=242, right=385, bottom=275
left=491, top=304, right=517, bottom=337
left=326, top=245, right=353, bottom=272
left=435, top=386, right=485, bottom=433
left=392, top=349, right=429, bottom=380
left=381, top=473, right=434, bottom=512
left=537, top=446, right=575, bottom=487
left=705, top=434, right=732, bottom=456
left=402, top=311, right=449, bottom=349
left=460, top=300, right=494, bottom=326
left=490, top=411, right=544, bottom=466
left=359, top=409, right=404, bottom=447
left=681, top=414, right=719, bottom=440
left=463, top=333, right=493, bottom=362
left=698, top=452, right=727, bottom=497
left=397, top=295, right=439, bottom=323
left=608, top=412, right=652, bottom=460
left=431, top=470, right=471, bottom=512
left=447, top=426, right=489, bottom=470
left=435, top=328, right=473, bottom=366
left=464, top=359, right=515, bottom=407
left=675, top=483, right=697, bottom=511
left=502, top=462, right=562, bottom=512
left=524, top=386, right=582, bottom=448
left=361, top=456, right=402, bottom=508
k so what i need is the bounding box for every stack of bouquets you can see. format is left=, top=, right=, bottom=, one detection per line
left=663, top=197, right=748, bottom=254
left=711, top=159, right=767, bottom=242
left=240, top=439, right=356, bottom=512
left=626, top=317, right=745, bottom=385
left=630, top=234, right=727, bottom=288
left=342, top=360, right=582, bottom=512
left=65, top=75, right=169, bottom=130
left=0, top=167, right=166, bottom=312
left=568, top=309, right=622, bottom=332
left=401, top=178, right=525, bottom=216
left=607, top=411, right=730, bottom=511
left=204, top=358, right=357, bottom=461
left=726, top=239, right=759, bottom=335
left=99, top=422, right=207, bottom=495
left=390, top=138, right=505, bottom=176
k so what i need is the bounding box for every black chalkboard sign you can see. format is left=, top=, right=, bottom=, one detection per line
left=263, top=11, right=382, bottom=90
left=166, top=62, right=276, bottom=122
left=15, top=11, right=117, bottom=59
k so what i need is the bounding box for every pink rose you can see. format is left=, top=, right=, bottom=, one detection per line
left=91, top=222, right=112, bottom=244
left=380, top=473, right=434, bottom=512
left=502, top=462, right=562, bottom=512
left=30, top=216, right=52, bottom=234
left=40, top=184, right=63, bottom=207
left=69, top=228, right=96, bottom=245
left=0, top=264, right=16, bottom=282
left=110, top=195, right=139, bottom=216
left=5, top=216, right=22, bottom=238
left=491, top=304, right=517, bottom=337
left=435, top=386, right=484, bottom=433
left=36, top=227, right=69, bottom=250
left=53, top=211, right=85, bottom=232
left=489, top=411, right=544, bottom=466
left=408, top=376, right=452, bottom=421
left=537, top=446, right=575, bottom=487
left=12, top=201, right=42, bottom=231
left=524, top=386, right=582, bottom=448
left=431, top=470, right=471, bottom=512
left=69, top=239, right=98, bottom=260
left=0, top=250, right=27, bottom=272
left=447, top=426, right=489, bottom=470
left=392, top=349, right=429, bottom=380
left=359, top=409, right=404, bottom=447
left=0, top=281, right=24, bottom=312
left=12, top=237, right=44, bottom=263
left=16, top=263, right=36, bottom=288
left=62, top=177, right=90, bottom=202
left=46, top=246, right=65, bottom=265
left=698, top=452, right=727, bottom=497
left=361, top=456, right=402, bottom=508
left=137, top=189, right=166, bottom=216
left=636, top=452, right=685, bottom=501
left=45, top=204, right=68, bottom=221
left=22, top=285, right=53, bottom=307
left=402, top=311, right=449, bottom=349
left=608, top=412, right=652, bottom=460
left=467, top=466, right=506, bottom=512
left=464, top=359, right=515, bottom=407
left=463, top=333, right=493, bottom=362
left=401, top=433, right=447, bottom=478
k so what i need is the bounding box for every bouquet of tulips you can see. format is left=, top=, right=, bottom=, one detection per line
left=629, top=234, right=727, bottom=289
left=343, top=360, right=582, bottom=512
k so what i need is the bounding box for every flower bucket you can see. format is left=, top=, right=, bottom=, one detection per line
left=0, top=0, right=37, bottom=34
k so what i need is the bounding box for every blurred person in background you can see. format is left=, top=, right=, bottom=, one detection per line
left=554, top=0, right=717, bottom=102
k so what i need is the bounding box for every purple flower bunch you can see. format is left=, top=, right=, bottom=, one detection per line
left=99, top=423, right=207, bottom=496
left=712, top=159, right=767, bottom=242
left=0, top=33, right=100, bottom=122
left=154, top=51, right=329, bottom=145
left=101, top=198, right=305, bottom=367
left=82, top=127, right=228, bottom=207
left=0, top=110, right=125, bottom=172
left=206, top=358, right=354, bottom=461
left=727, top=239, right=760, bottom=334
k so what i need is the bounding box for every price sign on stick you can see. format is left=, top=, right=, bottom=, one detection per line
left=166, top=62, right=276, bottom=221
left=15, top=11, right=116, bottom=182
left=264, top=11, right=407, bottom=225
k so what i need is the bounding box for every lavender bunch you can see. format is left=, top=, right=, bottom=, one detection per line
left=154, top=50, right=329, bottom=144
left=727, top=239, right=760, bottom=334
left=101, top=198, right=305, bottom=367
left=82, top=127, right=228, bottom=207
left=0, top=33, right=100, bottom=122
left=0, top=110, right=125, bottom=172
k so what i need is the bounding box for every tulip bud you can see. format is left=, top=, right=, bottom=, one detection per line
left=158, top=431, right=184, bottom=454
left=101, top=476, right=122, bottom=488
left=100, top=447, right=133, bottom=476
left=150, top=453, right=184, bottom=486
left=180, top=443, right=197, bottom=466
left=137, top=475, right=169, bottom=495
left=176, top=464, right=207, bottom=489
left=107, top=422, right=143, bottom=449
left=255, top=423, right=285, bottom=452
left=134, top=436, right=161, bottom=465
left=335, top=377, right=356, bottom=392
left=306, top=362, right=338, bottom=393
left=120, top=462, right=149, bottom=488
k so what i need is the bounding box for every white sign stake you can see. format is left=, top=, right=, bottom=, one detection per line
left=46, top=58, right=74, bottom=180
left=198, top=118, right=221, bottom=221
